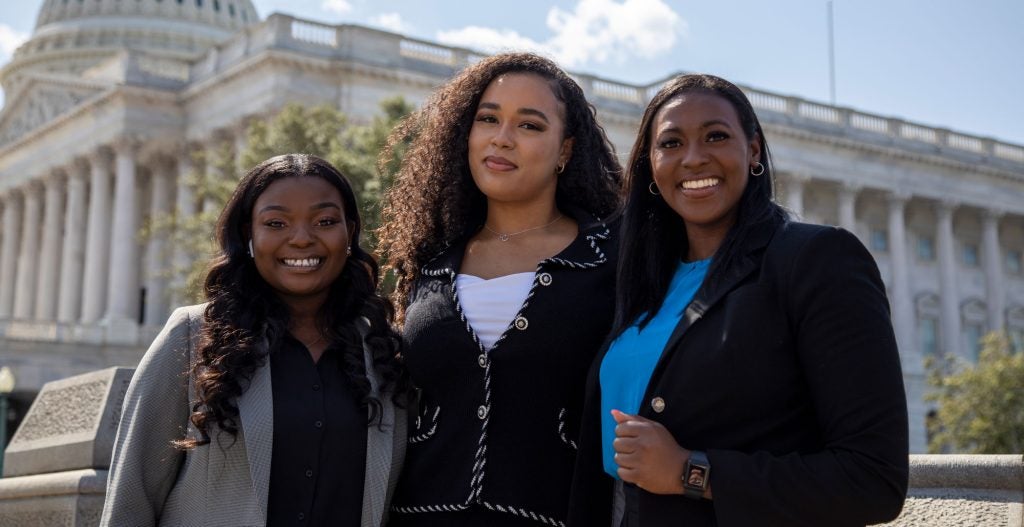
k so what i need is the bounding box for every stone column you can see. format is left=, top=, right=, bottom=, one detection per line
left=0, top=191, right=22, bottom=319
left=887, top=192, right=916, bottom=362
left=144, top=157, right=175, bottom=325
left=234, top=119, right=250, bottom=172
left=81, top=148, right=113, bottom=323
left=14, top=182, right=44, bottom=319
left=837, top=183, right=859, bottom=234
left=935, top=201, right=961, bottom=358
left=171, top=146, right=198, bottom=308
left=106, top=139, right=141, bottom=323
left=982, top=210, right=1005, bottom=331
left=58, top=158, right=89, bottom=324
left=784, top=173, right=808, bottom=220
left=35, top=171, right=66, bottom=320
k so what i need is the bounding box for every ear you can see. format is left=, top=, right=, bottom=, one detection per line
left=558, top=137, right=575, bottom=168
left=748, top=132, right=762, bottom=167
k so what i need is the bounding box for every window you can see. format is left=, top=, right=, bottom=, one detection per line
left=918, top=317, right=938, bottom=356
left=962, top=243, right=979, bottom=267
left=870, top=229, right=888, bottom=252
left=196, top=0, right=202, bottom=7
left=963, top=324, right=983, bottom=362
left=229, top=3, right=235, bottom=16
left=1010, top=328, right=1024, bottom=354
left=917, top=236, right=935, bottom=262
left=213, top=0, right=220, bottom=11
left=1008, top=250, right=1022, bottom=275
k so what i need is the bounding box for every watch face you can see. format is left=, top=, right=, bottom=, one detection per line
left=686, top=464, right=708, bottom=489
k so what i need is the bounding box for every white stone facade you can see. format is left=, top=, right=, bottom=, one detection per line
left=1, top=2, right=1023, bottom=454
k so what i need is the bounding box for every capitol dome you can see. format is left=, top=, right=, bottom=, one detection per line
left=2, top=0, right=260, bottom=90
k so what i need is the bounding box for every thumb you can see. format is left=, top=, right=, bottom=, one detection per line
left=611, top=409, right=636, bottom=424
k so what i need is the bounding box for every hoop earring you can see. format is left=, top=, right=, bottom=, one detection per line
left=556, top=162, right=565, bottom=174
left=247, top=239, right=254, bottom=258
left=346, top=246, right=352, bottom=256
left=750, top=162, right=765, bottom=176
left=648, top=182, right=660, bottom=196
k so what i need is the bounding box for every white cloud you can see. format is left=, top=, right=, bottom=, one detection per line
left=321, top=0, right=353, bottom=15
left=0, top=23, right=29, bottom=59
left=437, top=0, right=685, bottom=68
left=369, top=13, right=412, bottom=34
left=437, top=26, right=548, bottom=56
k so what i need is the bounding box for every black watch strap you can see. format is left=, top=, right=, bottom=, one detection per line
left=682, top=450, right=710, bottom=499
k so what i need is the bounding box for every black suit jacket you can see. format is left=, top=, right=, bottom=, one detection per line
left=390, top=213, right=618, bottom=527
left=569, top=219, right=909, bottom=527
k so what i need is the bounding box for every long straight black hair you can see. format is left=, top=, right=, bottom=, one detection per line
left=612, top=74, right=787, bottom=336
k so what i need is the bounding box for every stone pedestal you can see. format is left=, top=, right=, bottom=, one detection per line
left=0, top=368, right=133, bottom=526
left=2, top=368, right=132, bottom=478
left=0, top=469, right=106, bottom=527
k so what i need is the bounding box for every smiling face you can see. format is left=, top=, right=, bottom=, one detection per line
left=249, top=176, right=351, bottom=309
left=649, top=91, right=761, bottom=245
left=468, top=73, right=574, bottom=206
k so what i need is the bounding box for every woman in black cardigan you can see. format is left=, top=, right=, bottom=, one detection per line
left=377, top=53, right=622, bottom=526
left=569, top=74, right=908, bottom=527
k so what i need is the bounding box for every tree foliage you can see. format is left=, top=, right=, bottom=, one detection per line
left=926, top=332, right=1024, bottom=454
left=155, top=98, right=413, bottom=304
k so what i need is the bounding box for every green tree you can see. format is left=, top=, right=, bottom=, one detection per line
left=926, top=332, right=1024, bottom=453
left=155, top=98, right=413, bottom=303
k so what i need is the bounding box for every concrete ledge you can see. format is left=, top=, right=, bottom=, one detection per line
left=0, top=469, right=107, bottom=527
left=0, top=469, right=106, bottom=500
left=910, top=454, right=1024, bottom=490
left=881, top=455, right=1024, bottom=527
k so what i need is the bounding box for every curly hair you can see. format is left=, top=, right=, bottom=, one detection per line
left=177, top=154, right=405, bottom=449
left=613, top=74, right=787, bottom=335
left=376, top=52, right=622, bottom=321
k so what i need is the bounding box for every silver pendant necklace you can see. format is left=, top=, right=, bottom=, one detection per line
left=484, top=214, right=562, bottom=242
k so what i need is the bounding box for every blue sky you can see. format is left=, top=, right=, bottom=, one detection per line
left=1, top=0, right=1022, bottom=144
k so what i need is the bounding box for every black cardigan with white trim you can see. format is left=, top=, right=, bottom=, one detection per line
left=390, top=213, right=618, bottom=527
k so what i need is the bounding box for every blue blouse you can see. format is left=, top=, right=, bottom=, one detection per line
left=599, top=258, right=710, bottom=478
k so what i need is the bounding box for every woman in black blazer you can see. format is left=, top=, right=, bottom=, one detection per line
left=568, top=74, right=909, bottom=527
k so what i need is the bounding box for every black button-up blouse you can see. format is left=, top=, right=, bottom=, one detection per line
left=267, top=334, right=367, bottom=526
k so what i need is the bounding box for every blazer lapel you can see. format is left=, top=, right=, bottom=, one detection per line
left=649, top=219, right=783, bottom=389
left=360, top=322, right=394, bottom=527
left=237, top=340, right=273, bottom=519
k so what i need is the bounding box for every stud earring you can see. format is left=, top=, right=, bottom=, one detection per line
left=648, top=182, right=660, bottom=196
left=750, top=162, right=765, bottom=176
left=247, top=239, right=254, bottom=258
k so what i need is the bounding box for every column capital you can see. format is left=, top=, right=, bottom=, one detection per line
left=111, top=137, right=142, bottom=157
left=69, top=156, right=90, bottom=180
left=934, top=198, right=959, bottom=213
left=44, top=167, right=67, bottom=185
left=784, top=171, right=812, bottom=184
left=0, top=187, right=23, bottom=201
left=982, top=208, right=1005, bottom=222
left=839, top=181, right=862, bottom=195
left=886, top=189, right=912, bottom=206
left=22, top=179, right=44, bottom=195
left=89, top=146, right=114, bottom=168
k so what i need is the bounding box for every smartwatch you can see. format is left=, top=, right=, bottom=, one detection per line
left=682, top=450, right=710, bottom=499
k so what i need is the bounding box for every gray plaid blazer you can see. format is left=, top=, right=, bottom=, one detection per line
left=100, top=304, right=406, bottom=527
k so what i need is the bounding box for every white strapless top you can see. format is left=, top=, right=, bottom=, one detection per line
left=455, top=272, right=535, bottom=350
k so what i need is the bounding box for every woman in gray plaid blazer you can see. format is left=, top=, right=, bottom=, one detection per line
left=101, top=154, right=407, bottom=527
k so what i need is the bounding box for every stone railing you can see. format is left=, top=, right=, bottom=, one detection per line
left=181, top=13, right=1024, bottom=171
left=0, top=319, right=163, bottom=347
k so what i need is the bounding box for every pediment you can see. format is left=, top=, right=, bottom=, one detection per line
left=0, top=76, right=108, bottom=147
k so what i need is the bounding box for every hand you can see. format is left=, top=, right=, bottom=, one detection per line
left=611, top=409, right=687, bottom=495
